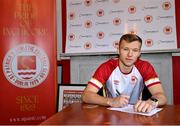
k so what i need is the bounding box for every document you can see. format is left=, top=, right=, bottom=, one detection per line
left=108, top=104, right=163, bottom=116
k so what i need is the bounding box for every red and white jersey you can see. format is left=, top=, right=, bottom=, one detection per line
left=88, top=58, right=160, bottom=104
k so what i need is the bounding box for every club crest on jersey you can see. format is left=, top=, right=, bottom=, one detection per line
left=3, top=43, right=49, bottom=89
left=113, top=80, right=120, bottom=85
left=130, top=76, right=137, bottom=84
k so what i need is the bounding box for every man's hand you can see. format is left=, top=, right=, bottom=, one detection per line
left=107, top=95, right=130, bottom=107
left=134, top=99, right=157, bottom=113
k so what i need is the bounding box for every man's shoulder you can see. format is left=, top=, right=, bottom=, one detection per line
left=103, top=57, right=118, bottom=65
left=98, top=57, right=119, bottom=70
left=135, top=59, right=151, bottom=66
left=135, top=59, right=154, bottom=71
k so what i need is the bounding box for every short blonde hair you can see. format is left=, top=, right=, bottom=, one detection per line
left=119, top=34, right=142, bottom=48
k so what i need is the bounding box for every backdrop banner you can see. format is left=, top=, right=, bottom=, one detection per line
left=65, top=0, right=177, bottom=54
left=0, top=0, right=57, bottom=124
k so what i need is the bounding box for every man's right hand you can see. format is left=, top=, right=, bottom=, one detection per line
left=107, top=95, right=130, bottom=107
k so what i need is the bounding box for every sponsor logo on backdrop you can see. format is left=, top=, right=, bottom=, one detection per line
left=69, top=23, right=82, bottom=28
left=144, top=15, right=153, bottom=23
left=79, top=13, right=93, bottom=17
left=68, top=12, right=76, bottom=20
left=143, top=6, right=158, bottom=10
left=110, top=9, right=124, bottom=14
left=3, top=44, right=49, bottom=88
left=84, top=20, right=93, bottom=28
left=113, top=40, right=119, bottom=49
left=97, top=31, right=105, bottom=39
left=145, top=39, right=153, bottom=47
left=113, top=17, right=121, bottom=26
left=163, top=26, right=172, bottom=35
left=95, top=44, right=109, bottom=48
left=68, top=33, right=76, bottom=41
left=128, top=18, right=141, bottom=22
left=68, top=45, right=82, bottom=49
left=128, top=5, right=136, bottom=14
left=79, top=35, right=92, bottom=39
left=95, top=0, right=109, bottom=3
left=109, top=32, right=123, bottom=37
left=159, top=40, right=174, bottom=44
left=95, top=21, right=109, bottom=26
left=84, top=42, right=92, bottom=49
left=112, top=0, right=120, bottom=3
left=69, top=1, right=82, bottom=6
left=84, top=0, right=93, bottom=7
left=96, top=9, right=104, bottom=17
left=162, top=1, right=171, bottom=10
left=157, top=15, right=174, bottom=20
left=144, top=30, right=159, bottom=34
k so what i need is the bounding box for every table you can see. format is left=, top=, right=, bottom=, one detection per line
left=41, top=103, right=180, bottom=125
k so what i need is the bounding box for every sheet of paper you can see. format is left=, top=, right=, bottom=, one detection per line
left=108, top=104, right=163, bottom=116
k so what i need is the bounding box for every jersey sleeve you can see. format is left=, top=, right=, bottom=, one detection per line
left=135, top=60, right=161, bottom=87
left=88, top=59, right=118, bottom=90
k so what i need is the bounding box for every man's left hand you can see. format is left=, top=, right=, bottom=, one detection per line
left=134, top=99, right=156, bottom=113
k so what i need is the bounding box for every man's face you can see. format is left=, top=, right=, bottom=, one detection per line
left=119, top=40, right=141, bottom=67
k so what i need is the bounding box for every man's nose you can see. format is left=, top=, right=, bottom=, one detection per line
left=128, top=50, right=133, bottom=56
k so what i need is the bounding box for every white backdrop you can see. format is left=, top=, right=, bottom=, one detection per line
left=65, top=0, right=177, bottom=54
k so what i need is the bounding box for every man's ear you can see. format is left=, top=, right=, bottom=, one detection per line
left=117, top=47, right=120, bottom=54
left=117, top=49, right=119, bottom=54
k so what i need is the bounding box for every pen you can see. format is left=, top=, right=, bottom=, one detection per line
left=116, top=89, right=121, bottom=96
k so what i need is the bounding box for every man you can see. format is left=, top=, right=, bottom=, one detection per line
left=82, top=34, right=167, bottom=113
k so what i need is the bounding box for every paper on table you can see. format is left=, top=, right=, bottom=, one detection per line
left=108, top=104, right=163, bottom=116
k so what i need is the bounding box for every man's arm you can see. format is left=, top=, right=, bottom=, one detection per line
left=82, top=84, right=109, bottom=106
left=134, top=83, right=167, bottom=112
left=148, top=83, right=167, bottom=106
left=82, top=84, right=130, bottom=107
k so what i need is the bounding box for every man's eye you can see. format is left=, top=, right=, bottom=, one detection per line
left=133, top=49, right=139, bottom=52
left=124, top=48, right=129, bottom=51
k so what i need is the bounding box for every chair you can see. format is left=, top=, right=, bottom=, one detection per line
left=141, top=86, right=152, bottom=100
